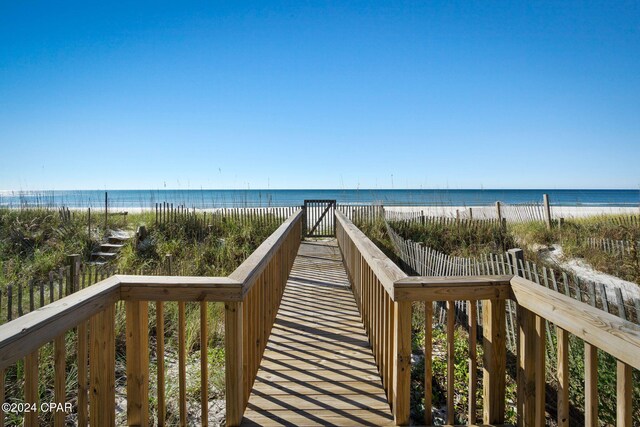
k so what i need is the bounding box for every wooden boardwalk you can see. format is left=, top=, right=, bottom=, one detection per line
left=241, top=239, right=394, bottom=426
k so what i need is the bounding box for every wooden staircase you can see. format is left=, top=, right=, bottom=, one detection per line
left=90, top=232, right=130, bottom=264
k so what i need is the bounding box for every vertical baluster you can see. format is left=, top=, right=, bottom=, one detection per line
left=156, top=301, right=165, bottom=426
left=446, top=300, right=455, bottom=424
left=0, top=368, right=4, bottom=427
left=557, top=327, right=569, bottom=427
left=89, top=304, right=115, bottom=427
left=424, top=301, right=433, bottom=425
left=54, top=334, right=66, bottom=427
left=616, top=361, right=632, bottom=426
left=584, top=344, right=598, bottom=426
left=225, top=301, right=243, bottom=427
left=125, top=301, right=149, bottom=426
left=25, top=350, right=39, bottom=426
left=200, top=301, right=209, bottom=427
left=392, top=301, right=411, bottom=425
left=178, top=301, right=187, bottom=426
left=535, top=312, right=546, bottom=427
left=483, top=298, right=505, bottom=424
left=77, top=319, right=88, bottom=426
left=468, top=300, right=477, bottom=424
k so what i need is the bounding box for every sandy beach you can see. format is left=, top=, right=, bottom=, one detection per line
left=69, top=204, right=640, bottom=219
left=383, top=205, right=640, bottom=219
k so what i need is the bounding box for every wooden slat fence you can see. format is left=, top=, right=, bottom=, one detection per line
left=587, top=237, right=639, bottom=257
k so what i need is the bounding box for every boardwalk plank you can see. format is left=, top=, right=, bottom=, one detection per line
left=242, top=240, right=393, bottom=426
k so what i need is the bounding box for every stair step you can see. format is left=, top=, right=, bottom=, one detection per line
left=91, top=252, right=118, bottom=258
left=101, top=243, right=125, bottom=249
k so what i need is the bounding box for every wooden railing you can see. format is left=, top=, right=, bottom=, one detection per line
left=0, top=210, right=302, bottom=427
left=336, top=210, right=640, bottom=426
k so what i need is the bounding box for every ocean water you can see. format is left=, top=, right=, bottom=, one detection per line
left=0, top=189, right=638, bottom=209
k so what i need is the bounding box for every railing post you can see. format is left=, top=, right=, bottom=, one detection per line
left=392, top=300, right=411, bottom=425
left=225, top=301, right=244, bottom=426
left=482, top=299, right=506, bottom=424
left=126, top=301, right=149, bottom=426
left=89, top=304, right=116, bottom=427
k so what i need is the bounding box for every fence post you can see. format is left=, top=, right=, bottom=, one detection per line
left=225, top=301, right=244, bottom=426
left=495, top=201, right=502, bottom=222
left=165, top=254, right=173, bottom=275
left=104, top=191, right=108, bottom=233
left=543, top=194, right=552, bottom=230
left=507, top=249, right=524, bottom=277
left=483, top=298, right=506, bottom=424
left=67, top=254, right=81, bottom=295
left=393, top=301, right=411, bottom=425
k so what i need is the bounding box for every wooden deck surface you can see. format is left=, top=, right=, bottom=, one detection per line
left=241, top=239, right=394, bottom=426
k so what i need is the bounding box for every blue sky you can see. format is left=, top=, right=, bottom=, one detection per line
left=1, top=1, right=639, bottom=190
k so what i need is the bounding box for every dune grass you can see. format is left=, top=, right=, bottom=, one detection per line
left=509, top=215, right=640, bottom=283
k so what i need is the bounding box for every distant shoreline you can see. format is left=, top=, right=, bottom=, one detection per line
left=37, top=205, right=640, bottom=219
left=0, top=189, right=638, bottom=209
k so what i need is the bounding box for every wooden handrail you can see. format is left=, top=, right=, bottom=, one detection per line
left=230, top=209, right=303, bottom=295
left=335, top=210, right=406, bottom=297
left=0, top=276, right=120, bottom=371
left=394, top=275, right=512, bottom=301
left=511, top=275, right=640, bottom=370
left=118, top=275, right=242, bottom=301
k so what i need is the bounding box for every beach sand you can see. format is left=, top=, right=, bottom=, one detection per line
left=71, top=204, right=640, bottom=218
left=383, top=205, right=639, bottom=219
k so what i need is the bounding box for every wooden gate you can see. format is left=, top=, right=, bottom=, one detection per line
left=303, top=200, right=337, bottom=237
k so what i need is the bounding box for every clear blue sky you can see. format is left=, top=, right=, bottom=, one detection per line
left=1, top=1, right=639, bottom=190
